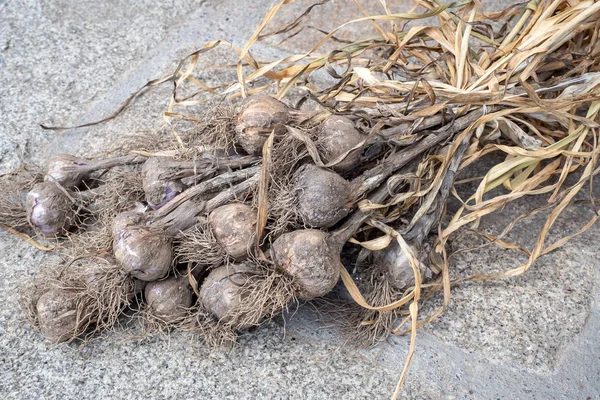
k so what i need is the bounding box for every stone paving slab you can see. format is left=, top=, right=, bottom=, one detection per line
left=0, top=1, right=598, bottom=399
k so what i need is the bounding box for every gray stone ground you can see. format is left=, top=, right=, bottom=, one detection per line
left=1, top=0, right=599, bottom=399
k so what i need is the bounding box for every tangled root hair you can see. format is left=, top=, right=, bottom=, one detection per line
left=186, top=104, right=238, bottom=152
left=62, top=166, right=146, bottom=257
left=262, top=178, right=303, bottom=242
left=342, top=263, right=404, bottom=347
left=122, top=105, right=239, bottom=160
left=180, top=305, right=238, bottom=348
left=62, top=226, right=114, bottom=261
left=174, top=220, right=228, bottom=275
left=140, top=299, right=238, bottom=349
left=22, top=256, right=136, bottom=343
left=270, top=131, right=312, bottom=182
left=223, top=260, right=297, bottom=331
left=199, top=260, right=297, bottom=332
left=254, top=134, right=311, bottom=242
left=0, top=165, right=43, bottom=230
left=93, top=166, right=145, bottom=226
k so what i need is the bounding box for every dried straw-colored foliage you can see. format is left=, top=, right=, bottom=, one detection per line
left=154, top=1, right=600, bottom=395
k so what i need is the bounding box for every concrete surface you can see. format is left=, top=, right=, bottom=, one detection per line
left=1, top=0, right=599, bottom=399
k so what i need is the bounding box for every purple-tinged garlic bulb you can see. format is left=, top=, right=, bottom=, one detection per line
left=145, top=275, right=193, bottom=322
left=45, top=153, right=145, bottom=188
left=141, top=157, right=188, bottom=209
left=272, top=229, right=341, bottom=300
left=317, top=115, right=365, bottom=172
left=375, top=241, right=426, bottom=290
left=36, top=288, right=79, bottom=343
left=199, top=263, right=258, bottom=329
left=294, top=164, right=351, bottom=228
left=234, top=95, right=291, bottom=155
left=46, top=154, right=91, bottom=188
left=26, top=182, right=76, bottom=236
left=111, top=208, right=147, bottom=240
left=209, top=203, right=257, bottom=260
left=113, top=225, right=172, bottom=281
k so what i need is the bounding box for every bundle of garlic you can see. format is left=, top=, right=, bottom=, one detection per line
left=3, top=0, right=600, bottom=397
